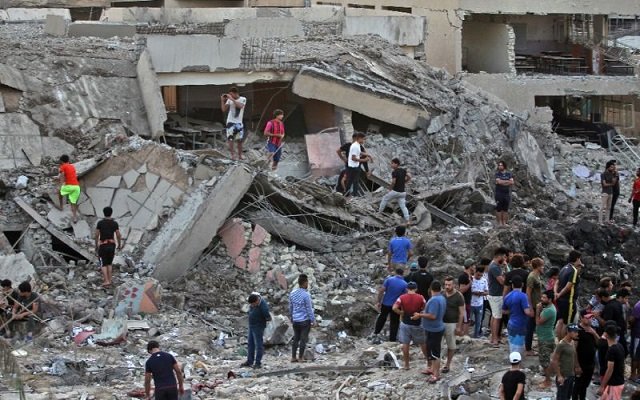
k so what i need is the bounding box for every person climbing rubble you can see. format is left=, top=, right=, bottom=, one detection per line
left=58, top=154, right=80, bottom=223
left=242, top=292, right=271, bottom=369
left=378, top=157, right=411, bottom=224
left=387, top=225, right=412, bottom=273
left=144, top=340, right=185, bottom=400
left=494, top=160, right=514, bottom=227
left=264, top=109, right=285, bottom=171
left=344, top=132, right=369, bottom=197
left=336, top=133, right=371, bottom=194
left=220, top=87, right=247, bottom=161
left=95, top=206, right=123, bottom=288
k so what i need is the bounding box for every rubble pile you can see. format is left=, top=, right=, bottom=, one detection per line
left=1, top=22, right=640, bottom=400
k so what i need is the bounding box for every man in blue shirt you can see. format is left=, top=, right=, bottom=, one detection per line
left=412, top=280, right=446, bottom=384
left=241, top=293, right=271, bottom=369
left=144, top=340, right=184, bottom=400
left=502, top=276, right=533, bottom=357
left=289, top=274, right=315, bottom=363
left=495, top=160, right=514, bottom=227
left=374, top=268, right=408, bottom=342
left=387, top=225, right=413, bottom=273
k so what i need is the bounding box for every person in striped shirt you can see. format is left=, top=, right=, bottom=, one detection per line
left=289, top=274, right=316, bottom=363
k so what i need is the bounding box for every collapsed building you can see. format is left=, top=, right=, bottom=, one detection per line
left=0, top=0, right=639, bottom=399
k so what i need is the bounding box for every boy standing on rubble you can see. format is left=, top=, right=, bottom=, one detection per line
left=495, top=160, right=514, bottom=227
left=264, top=109, right=285, bottom=171
left=220, top=87, right=247, bottom=161
left=95, top=207, right=123, bottom=288
left=378, top=158, right=411, bottom=224
left=58, top=154, right=80, bottom=223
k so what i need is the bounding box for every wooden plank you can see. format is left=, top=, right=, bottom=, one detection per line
left=13, top=197, right=93, bottom=261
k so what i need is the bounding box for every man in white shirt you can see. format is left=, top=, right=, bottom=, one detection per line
left=345, top=132, right=368, bottom=197
left=220, top=87, right=247, bottom=160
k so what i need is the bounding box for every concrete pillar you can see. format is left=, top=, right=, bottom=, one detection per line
left=334, top=107, right=354, bottom=143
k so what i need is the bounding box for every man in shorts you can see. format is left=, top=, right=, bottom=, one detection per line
left=58, top=154, right=80, bottom=223
left=555, top=250, right=583, bottom=339
left=95, top=207, right=122, bottom=287
left=488, top=247, right=508, bottom=346
left=442, top=276, right=465, bottom=373
left=393, top=281, right=427, bottom=369
left=412, top=280, right=446, bottom=384
left=536, top=290, right=557, bottom=389
left=220, top=87, right=247, bottom=160
left=502, top=276, right=533, bottom=357
left=495, top=160, right=514, bottom=226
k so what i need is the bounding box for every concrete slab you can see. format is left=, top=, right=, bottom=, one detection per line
left=129, top=206, right=155, bottom=230
left=3, top=8, right=70, bottom=22
left=126, top=195, right=142, bottom=216
left=127, top=229, right=144, bottom=245
left=96, top=175, right=122, bottom=189
left=114, top=280, right=161, bottom=316
left=137, top=163, right=147, bottom=174
left=45, top=14, right=69, bottom=37
left=224, top=17, right=304, bottom=38
left=0, top=63, right=31, bottom=91
left=166, top=185, right=184, bottom=204
left=146, top=35, right=243, bottom=73
left=344, top=16, right=425, bottom=46
left=0, top=113, right=42, bottom=169
left=219, top=218, right=246, bottom=258
left=0, top=252, right=37, bottom=285
left=85, top=187, right=115, bottom=216
left=110, top=189, right=131, bottom=218
left=128, top=189, right=150, bottom=207
left=137, top=50, right=167, bottom=139
left=47, top=207, right=72, bottom=230
left=72, top=219, right=92, bottom=240
left=146, top=165, right=252, bottom=281
left=93, top=318, right=127, bottom=345
left=292, top=68, right=428, bottom=130
left=78, top=199, right=95, bottom=216
left=305, top=129, right=343, bottom=177
left=68, top=22, right=136, bottom=39
left=122, top=169, right=140, bottom=189
left=248, top=246, right=261, bottom=274
left=145, top=172, right=159, bottom=191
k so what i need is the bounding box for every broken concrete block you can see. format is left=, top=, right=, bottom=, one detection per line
left=219, top=218, right=247, bottom=258
left=85, top=187, right=115, bottom=216
left=194, top=164, right=216, bottom=181
left=264, top=315, right=291, bottom=346
left=47, top=207, right=72, bottom=230
left=72, top=220, right=92, bottom=240
left=0, top=94, right=5, bottom=113
left=122, top=169, right=140, bottom=189
left=146, top=214, right=158, bottom=231
left=305, top=128, right=343, bottom=177
left=146, top=165, right=252, bottom=281
left=45, top=14, right=68, bottom=37
left=126, top=194, right=142, bottom=216
left=129, top=207, right=155, bottom=230
left=248, top=247, right=261, bottom=274
left=127, top=229, right=144, bottom=246
left=93, top=318, right=127, bottom=346
left=96, top=175, right=122, bottom=189
left=0, top=252, right=37, bottom=285
left=166, top=185, right=184, bottom=204
left=137, top=163, right=147, bottom=174
left=137, top=49, right=167, bottom=138
left=145, top=172, right=159, bottom=191
left=128, top=189, right=150, bottom=206
left=67, top=22, right=136, bottom=39
left=114, top=280, right=161, bottom=316
left=110, top=189, right=131, bottom=218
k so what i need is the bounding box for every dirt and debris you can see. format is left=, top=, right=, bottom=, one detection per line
left=0, top=20, right=639, bottom=400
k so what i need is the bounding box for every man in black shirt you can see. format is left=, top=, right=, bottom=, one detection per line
left=573, top=309, right=599, bottom=400
left=145, top=340, right=184, bottom=400
left=500, top=351, right=526, bottom=400
left=378, top=158, right=411, bottom=224
left=95, top=206, right=122, bottom=288
left=405, top=256, right=433, bottom=300
left=503, top=254, right=529, bottom=296
left=601, top=289, right=629, bottom=356
left=459, top=259, right=474, bottom=336
left=11, top=281, right=39, bottom=342
left=598, top=324, right=625, bottom=399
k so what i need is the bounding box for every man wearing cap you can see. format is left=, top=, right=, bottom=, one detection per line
left=499, top=352, right=526, bottom=400
left=374, top=268, right=408, bottom=342
left=536, top=290, right=557, bottom=389
left=551, top=324, right=579, bottom=400
left=573, top=309, right=599, bottom=400
left=393, top=281, right=427, bottom=369
left=459, top=259, right=475, bottom=336
left=598, top=324, right=625, bottom=400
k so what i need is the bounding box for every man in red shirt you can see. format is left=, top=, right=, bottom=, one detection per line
left=393, top=281, right=427, bottom=369
left=629, top=167, right=640, bottom=227
left=264, top=109, right=285, bottom=171
left=58, top=155, right=80, bottom=223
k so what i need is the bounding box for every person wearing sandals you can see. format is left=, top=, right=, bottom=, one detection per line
left=412, top=280, right=446, bottom=384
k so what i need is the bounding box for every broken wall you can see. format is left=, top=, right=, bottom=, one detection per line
left=137, top=50, right=167, bottom=138
left=462, top=21, right=513, bottom=73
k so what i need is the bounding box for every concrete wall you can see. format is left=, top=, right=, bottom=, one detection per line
left=157, top=71, right=296, bottom=86
left=68, top=22, right=136, bottom=38
left=224, top=17, right=304, bottom=38
left=0, top=8, right=70, bottom=22
left=463, top=73, right=640, bottom=113
left=344, top=15, right=425, bottom=46
left=137, top=50, right=167, bottom=138
left=163, top=0, right=243, bottom=8
left=146, top=35, right=243, bottom=73
left=462, top=22, right=512, bottom=73
left=458, top=0, right=640, bottom=15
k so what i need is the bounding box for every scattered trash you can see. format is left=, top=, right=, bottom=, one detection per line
left=15, top=175, right=28, bottom=189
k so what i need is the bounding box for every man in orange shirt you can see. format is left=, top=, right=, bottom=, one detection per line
left=58, top=155, right=80, bottom=223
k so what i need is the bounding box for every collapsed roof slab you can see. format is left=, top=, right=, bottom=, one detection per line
left=145, top=165, right=253, bottom=281
left=292, top=67, right=429, bottom=130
